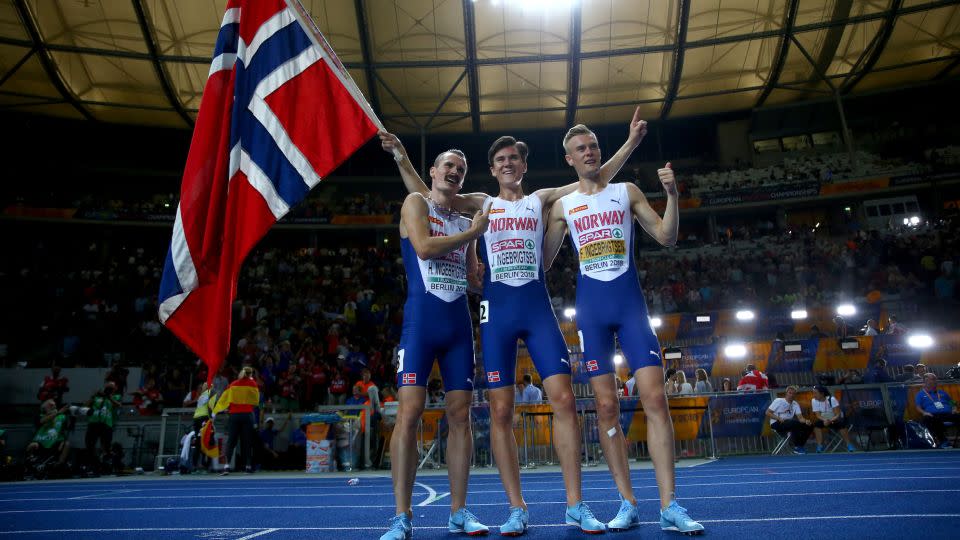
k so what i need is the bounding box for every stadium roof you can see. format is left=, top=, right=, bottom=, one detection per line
left=0, top=0, right=958, bottom=133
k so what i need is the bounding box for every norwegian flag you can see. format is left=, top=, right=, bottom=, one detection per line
left=401, top=373, right=417, bottom=386
left=158, top=0, right=381, bottom=382
left=585, top=360, right=599, bottom=372
left=487, top=371, right=501, bottom=383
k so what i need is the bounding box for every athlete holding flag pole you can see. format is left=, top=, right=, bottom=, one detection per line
left=381, top=107, right=647, bottom=535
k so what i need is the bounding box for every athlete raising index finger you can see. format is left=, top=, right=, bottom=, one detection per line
left=543, top=124, right=704, bottom=536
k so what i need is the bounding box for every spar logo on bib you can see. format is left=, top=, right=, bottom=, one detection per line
left=612, top=228, right=623, bottom=239
left=491, top=238, right=525, bottom=253
left=579, top=228, right=611, bottom=245
left=524, top=239, right=535, bottom=250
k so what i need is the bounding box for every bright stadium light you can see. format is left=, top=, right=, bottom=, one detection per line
left=735, top=310, right=755, bottom=321
left=725, top=344, right=747, bottom=358
left=836, top=304, right=856, bottom=317
left=791, top=309, right=808, bottom=320
left=910, top=216, right=920, bottom=226
left=649, top=316, right=663, bottom=328
left=907, top=334, right=934, bottom=349
left=563, top=307, right=576, bottom=319
left=903, top=218, right=910, bottom=226
left=613, top=354, right=624, bottom=365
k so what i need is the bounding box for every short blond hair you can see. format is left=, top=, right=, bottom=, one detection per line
left=562, top=124, right=595, bottom=151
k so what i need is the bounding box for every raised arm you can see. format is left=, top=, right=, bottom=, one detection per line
left=627, top=162, right=678, bottom=247
left=542, top=198, right=569, bottom=271
left=400, top=193, right=489, bottom=260
left=380, top=131, right=487, bottom=213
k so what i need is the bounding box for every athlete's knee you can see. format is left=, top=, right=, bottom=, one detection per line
left=638, top=389, right=669, bottom=419
left=396, top=402, right=425, bottom=429
left=445, top=401, right=471, bottom=429
left=548, top=387, right=576, bottom=416
left=595, top=395, right=621, bottom=423
left=490, top=399, right=514, bottom=427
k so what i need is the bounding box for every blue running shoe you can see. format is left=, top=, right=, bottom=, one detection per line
left=449, top=507, right=489, bottom=536
left=847, top=443, right=856, bottom=452
left=815, top=444, right=825, bottom=453
left=379, top=513, right=412, bottom=540
left=606, top=497, right=640, bottom=531
left=792, top=446, right=806, bottom=455
left=660, top=501, right=704, bottom=536
left=499, top=506, right=528, bottom=536
left=565, top=501, right=606, bottom=534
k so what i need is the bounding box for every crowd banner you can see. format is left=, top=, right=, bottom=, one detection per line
left=669, top=344, right=717, bottom=380
left=619, top=396, right=710, bottom=442
left=700, top=393, right=771, bottom=438
left=835, top=387, right=885, bottom=419
left=813, top=336, right=872, bottom=372
left=698, top=181, right=820, bottom=207
left=677, top=312, right=718, bottom=340
left=767, top=338, right=818, bottom=374
left=819, top=177, right=890, bottom=195
left=870, top=335, right=923, bottom=367
left=757, top=310, right=798, bottom=336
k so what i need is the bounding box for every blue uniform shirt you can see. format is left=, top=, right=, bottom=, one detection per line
left=915, top=389, right=953, bottom=415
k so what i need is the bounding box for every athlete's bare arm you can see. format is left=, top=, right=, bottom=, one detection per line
left=542, top=198, right=569, bottom=271
left=534, top=106, right=648, bottom=207
left=380, top=131, right=487, bottom=213
left=466, top=238, right=483, bottom=294
left=627, top=163, right=678, bottom=247
left=400, top=194, right=489, bottom=260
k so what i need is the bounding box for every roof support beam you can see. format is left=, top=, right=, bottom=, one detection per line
left=424, top=68, right=467, bottom=130
left=12, top=0, right=93, bottom=120
left=565, top=4, right=582, bottom=128
left=462, top=0, right=481, bottom=133
left=132, top=0, right=193, bottom=128
left=373, top=71, right=421, bottom=129
left=0, top=47, right=34, bottom=88
left=660, top=0, right=689, bottom=119
left=353, top=0, right=383, bottom=118
left=841, top=0, right=903, bottom=93
left=755, top=0, right=799, bottom=107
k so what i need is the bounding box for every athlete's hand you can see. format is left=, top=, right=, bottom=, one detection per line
left=470, top=202, right=492, bottom=238
left=468, top=261, right=485, bottom=292
left=657, top=162, right=677, bottom=196
left=627, top=106, right=648, bottom=146
left=378, top=130, right=406, bottom=160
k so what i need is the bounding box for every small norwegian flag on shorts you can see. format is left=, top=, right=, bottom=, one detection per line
left=585, top=360, right=599, bottom=372
left=401, top=373, right=417, bottom=385
left=487, top=371, right=501, bottom=383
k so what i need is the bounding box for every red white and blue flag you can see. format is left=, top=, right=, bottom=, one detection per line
left=158, top=0, right=381, bottom=382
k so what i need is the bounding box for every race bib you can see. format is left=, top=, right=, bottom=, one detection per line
left=489, top=238, right=538, bottom=283
left=578, top=228, right=627, bottom=274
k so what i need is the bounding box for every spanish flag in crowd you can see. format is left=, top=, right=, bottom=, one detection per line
left=199, top=419, right=219, bottom=458
left=212, top=380, right=260, bottom=415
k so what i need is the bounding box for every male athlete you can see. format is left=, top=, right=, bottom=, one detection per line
left=380, top=148, right=490, bottom=540
left=543, top=124, right=705, bottom=535
left=380, top=108, right=645, bottom=535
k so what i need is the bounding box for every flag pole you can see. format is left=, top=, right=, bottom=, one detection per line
left=285, top=0, right=402, bottom=159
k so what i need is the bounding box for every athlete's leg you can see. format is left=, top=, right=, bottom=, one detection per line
left=390, top=385, right=427, bottom=516
left=589, top=373, right=636, bottom=504
left=633, top=365, right=675, bottom=509
left=488, top=386, right=525, bottom=510
left=444, top=389, right=474, bottom=512
left=541, top=373, right=582, bottom=507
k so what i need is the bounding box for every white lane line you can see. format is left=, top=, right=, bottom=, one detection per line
left=70, top=489, right=136, bottom=500
left=235, top=528, right=278, bottom=540
left=1, top=488, right=956, bottom=513
left=414, top=482, right=451, bottom=507
left=3, top=514, right=960, bottom=535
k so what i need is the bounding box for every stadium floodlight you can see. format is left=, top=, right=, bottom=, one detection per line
left=735, top=310, right=755, bottom=321
left=791, top=309, right=808, bottom=320
left=903, top=218, right=910, bottom=226
left=907, top=334, right=934, bottom=349
left=844, top=207, right=851, bottom=211
left=725, top=344, right=747, bottom=358
left=649, top=316, right=663, bottom=328
left=910, top=216, right=920, bottom=226
left=696, top=314, right=711, bottom=323
left=613, top=354, right=624, bottom=365
left=563, top=307, right=576, bottom=319
left=836, top=304, right=856, bottom=317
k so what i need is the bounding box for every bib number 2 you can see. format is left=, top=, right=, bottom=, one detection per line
left=479, top=300, right=490, bottom=324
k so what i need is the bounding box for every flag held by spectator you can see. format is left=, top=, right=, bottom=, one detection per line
left=157, top=0, right=382, bottom=382
left=199, top=419, right=220, bottom=459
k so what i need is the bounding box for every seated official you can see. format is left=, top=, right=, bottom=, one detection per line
left=810, top=385, right=856, bottom=453
left=915, top=373, right=960, bottom=448
left=766, top=386, right=813, bottom=454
